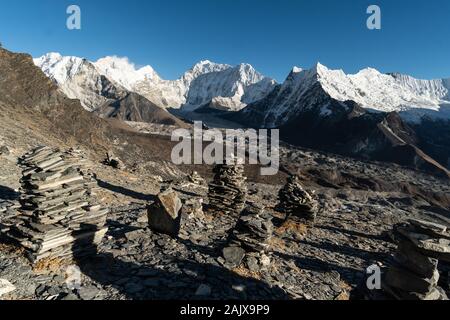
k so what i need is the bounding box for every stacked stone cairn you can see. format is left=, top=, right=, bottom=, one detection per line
left=207, top=162, right=247, bottom=215
left=277, top=175, right=318, bottom=223
left=4, top=146, right=108, bottom=263
left=383, top=218, right=450, bottom=300
left=222, top=203, right=273, bottom=267
left=187, top=171, right=206, bottom=186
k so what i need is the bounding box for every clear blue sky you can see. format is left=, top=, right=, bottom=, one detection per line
left=1, top=0, right=449, bottom=81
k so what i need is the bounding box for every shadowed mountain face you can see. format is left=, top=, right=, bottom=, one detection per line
left=0, top=48, right=186, bottom=164
left=95, top=92, right=186, bottom=126
left=229, top=77, right=450, bottom=178
left=0, top=48, right=113, bottom=150
left=33, top=53, right=186, bottom=127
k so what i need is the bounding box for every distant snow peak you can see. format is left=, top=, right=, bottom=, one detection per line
left=183, top=62, right=277, bottom=111
left=34, top=52, right=276, bottom=112
left=34, top=52, right=85, bottom=84
left=291, top=66, right=303, bottom=74
left=256, top=62, right=450, bottom=127
left=94, top=56, right=160, bottom=90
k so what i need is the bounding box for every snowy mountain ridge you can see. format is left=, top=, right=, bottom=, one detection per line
left=34, top=53, right=127, bottom=112
left=34, top=53, right=276, bottom=111
left=253, top=62, right=450, bottom=127
left=34, top=53, right=450, bottom=123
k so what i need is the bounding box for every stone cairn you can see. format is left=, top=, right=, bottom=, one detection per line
left=3, top=146, right=108, bottom=263
left=277, top=175, right=318, bottom=223
left=222, top=203, right=273, bottom=267
left=187, top=171, right=206, bottom=186
left=207, top=162, right=247, bottom=215
left=383, top=219, right=450, bottom=300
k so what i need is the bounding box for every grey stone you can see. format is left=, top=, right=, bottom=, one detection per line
left=384, top=266, right=439, bottom=294
left=195, top=284, right=212, bottom=296
left=0, top=279, right=16, bottom=297
left=223, top=246, right=245, bottom=266
left=148, top=189, right=182, bottom=237
left=395, top=240, right=438, bottom=278
left=125, top=229, right=144, bottom=241
left=78, top=285, right=99, bottom=300
left=0, top=145, right=10, bottom=156
left=61, top=293, right=80, bottom=300
left=246, top=256, right=260, bottom=272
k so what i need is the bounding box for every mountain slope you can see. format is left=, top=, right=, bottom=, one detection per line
left=183, top=63, right=276, bottom=111
left=231, top=65, right=450, bottom=177
left=34, top=53, right=185, bottom=126
left=35, top=53, right=276, bottom=113
left=0, top=49, right=115, bottom=151
left=94, top=56, right=276, bottom=111
left=237, top=63, right=450, bottom=128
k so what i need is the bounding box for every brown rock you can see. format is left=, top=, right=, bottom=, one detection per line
left=148, top=189, right=182, bottom=237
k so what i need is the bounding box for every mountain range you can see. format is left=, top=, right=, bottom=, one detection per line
left=34, top=53, right=276, bottom=113
left=33, top=51, right=450, bottom=177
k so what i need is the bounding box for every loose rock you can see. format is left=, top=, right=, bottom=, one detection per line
left=148, top=189, right=182, bottom=237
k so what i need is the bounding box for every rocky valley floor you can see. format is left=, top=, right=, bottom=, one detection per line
left=1, top=120, right=449, bottom=300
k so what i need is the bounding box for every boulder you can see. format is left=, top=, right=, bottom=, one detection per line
left=148, top=189, right=182, bottom=237
left=222, top=246, right=246, bottom=267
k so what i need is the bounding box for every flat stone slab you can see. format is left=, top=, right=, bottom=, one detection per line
left=0, top=279, right=16, bottom=298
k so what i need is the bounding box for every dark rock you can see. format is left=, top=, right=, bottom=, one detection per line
left=148, top=189, right=182, bottom=237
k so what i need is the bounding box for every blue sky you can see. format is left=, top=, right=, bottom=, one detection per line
left=0, top=0, right=449, bottom=81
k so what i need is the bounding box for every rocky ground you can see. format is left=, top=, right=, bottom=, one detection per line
left=1, top=121, right=449, bottom=300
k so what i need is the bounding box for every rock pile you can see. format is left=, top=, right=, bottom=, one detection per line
left=148, top=189, right=182, bottom=237
left=207, top=162, right=247, bottom=215
left=3, top=146, right=108, bottom=263
left=383, top=219, right=450, bottom=300
left=187, top=171, right=206, bottom=186
left=223, top=203, right=273, bottom=266
left=277, top=175, right=318, bottom=223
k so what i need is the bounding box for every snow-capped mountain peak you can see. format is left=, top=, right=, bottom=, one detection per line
left=242, top=62, right=450, bottom=128
left=34, top=52, right=86, bottom=84
left=34, top=52, right=276, bottom=112
left=291, top=66, right=303, bottom=74
left=183, top=62, right=276, bottom=111
left=94, top=56, right=160, bottom=90
left=295, top=63, right=450, bottom=120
